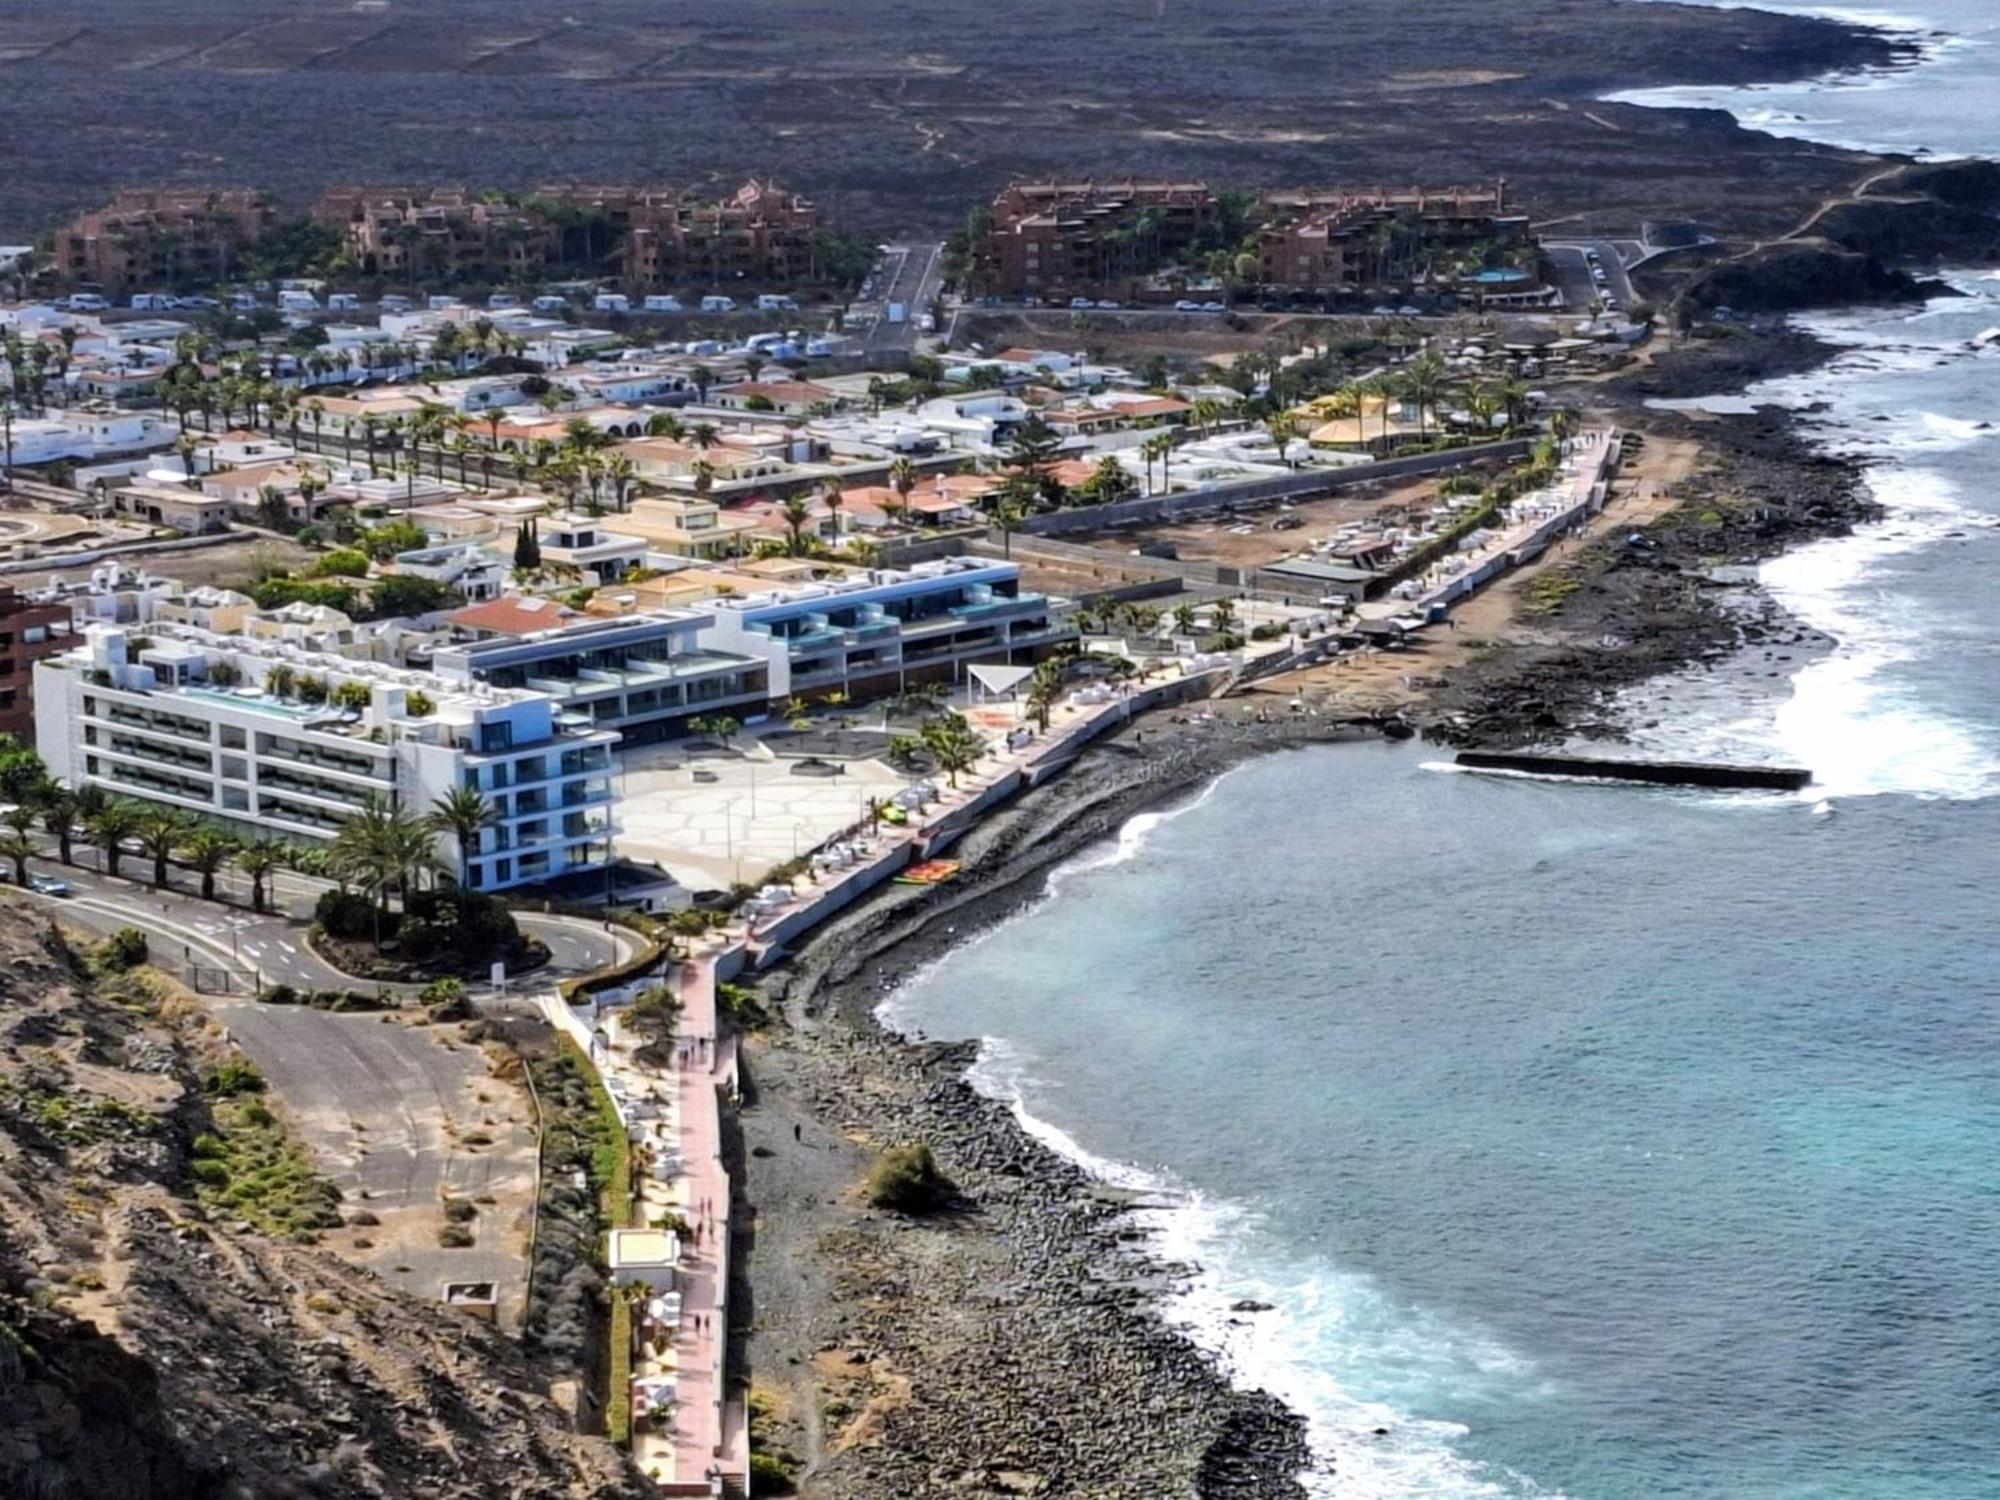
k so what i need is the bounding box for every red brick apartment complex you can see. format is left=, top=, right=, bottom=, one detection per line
left=311, top=179, right=824, bottom=287
left=310, top=187, right=556, bottom=281
left=0, top=589, right=72, bottom=741
left=1256, top=182, right=1526, bottom=290
left=54, top=189, right=272, bottom=295
left=981, top=180, right=1222, bottom=298
left=977, top=178, right=1526, bottom=297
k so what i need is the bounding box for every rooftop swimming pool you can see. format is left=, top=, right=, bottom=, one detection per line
left=182, top=687, right=316, bottom=718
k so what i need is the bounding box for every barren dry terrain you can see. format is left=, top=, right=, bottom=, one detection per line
left=0, top=0, right=1904, bottom=241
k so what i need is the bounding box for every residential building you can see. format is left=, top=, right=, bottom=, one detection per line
left=0, top=408, right=178, bottom=467
left=1255, top=182, right=1527, bottom=291
left=390, top=544, right=507, bottom=603
left=618, top=496, right=762, bottom=560
left=53, top=189, right=272, bottom=295
left=0, top=589, right=75, bottom=739
left=108, top=481, right=233, bottom=535
left=708, top=379, right=841, bottom=416
left=979, top=180, right=1223, bottom=297
left=611, top=180, right=824, bottom=289
left=432, top=607, right=768, bottom=745
left=537, top=512, right=648, bottom=584
left=694, top=558, right=1074, bottom=702
left=35, top=624, right=620, bottom=892
left=311, top=187, right=558, bottom=281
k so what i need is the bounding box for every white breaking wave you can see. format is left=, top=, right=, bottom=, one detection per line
left=1760, top=468, right=2000, bottom=799
left=962, top=1034, right=1570, bottom=1500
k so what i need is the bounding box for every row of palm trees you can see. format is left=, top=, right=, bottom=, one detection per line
left=0, top=782, right=498, bottom=929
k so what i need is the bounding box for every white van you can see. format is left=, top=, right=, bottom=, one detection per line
left=755, top=293, right=798, bottom=312
left=643, top=294, right=684, bottom=313
left=592, top=293, right=631, bottom=313
left=699, top=295, right=736, bottom=313
left=277, top=289, right=319, bottom=311
left=326, top=293, right=360, bottom=312
left=426, top=294, right=462, bottom=310
left=532, top=295, right=569, bottom=313
left=128, top=293, right=176, bottom=311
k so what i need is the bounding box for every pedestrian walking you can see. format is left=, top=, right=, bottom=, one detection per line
left=793, top=1123, right=802, bottom=1143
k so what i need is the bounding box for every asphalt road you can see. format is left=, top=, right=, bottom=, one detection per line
left=1544, top=240, right=1636, bottom=313
left=14, top=845, right=633, bottom=997
left=860, top=241, right=945, bottom=350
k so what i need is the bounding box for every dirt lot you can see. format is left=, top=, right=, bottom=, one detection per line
left=1249, top=430, right=1700, bottom=715
left=0, top=0, right=1900, bottom=242
left=210, top=1001, right=541, bottom=1330
left=1110, top=474, right=1438, bottom=571
left=30, top=533, right=313, bottom=592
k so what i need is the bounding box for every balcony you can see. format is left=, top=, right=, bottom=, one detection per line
left=260, top=741, right=385, bottom=784
left=560, top=779, right=612, bottom=808
left=257, top=768, right=371, bottom=811
left=102, top=735, right=212, bottom=775
left=101, top=705, right=212, bottom=743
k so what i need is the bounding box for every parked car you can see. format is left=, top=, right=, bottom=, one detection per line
left=1069, top=296, right=1094, bottom=309
left=28, top=875, right=70, bottom=898
left=1175, top=299, right=1201, bottom=312
left=1201, top=301, right=1227, bottom=312
left=532, top=294, right=569, bottom=312
left=179, top=295, right=220, bottom=310
left=380, top=294, right=412, bottom=311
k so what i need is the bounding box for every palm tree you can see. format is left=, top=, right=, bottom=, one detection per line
left=87, top=801, right=142, bottom=880
left=780, top=493, right=814, bottom=556
left=136, top=810, right=193, bottom=888
left=690, top=459, right=716, bottom=497
left=331, top=795, right=443, bottom=927
left=1404, top=351, right=1447, bottom=441
left=919, top=712, right=984, bottom=789
left=0, top=828, right=32, bottom=887
left=885, top=455, right=918, bottom=527
left=37, top=789, right=77, bottom=865
left=426, top=786, right=494, bottom=889
left=645, top=411, right=684, bottom=441
left=233, top=840, right=288, bottom=915
left=819, top=479, right=845, bottom=541
left=179, top=827, right=237, bottom=902
left=992, top=495, right=1027, bottom=559
left=1024, top=658, right=1066, bottom=732
left=1265, top=412, right=1301, bottom=469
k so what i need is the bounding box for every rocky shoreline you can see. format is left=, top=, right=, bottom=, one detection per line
left=729, top=327, right=1890, bottom=1496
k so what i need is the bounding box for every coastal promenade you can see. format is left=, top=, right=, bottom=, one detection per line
left=1361, top=426, right=1620, bottom=623
left=544, top=659, right=1232, bottom=1493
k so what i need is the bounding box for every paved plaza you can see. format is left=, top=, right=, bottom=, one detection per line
left=615, top=735, right=912, bottom=891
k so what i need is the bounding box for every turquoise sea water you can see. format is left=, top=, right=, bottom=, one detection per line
left=886, top=23, right=2000, bottom=1496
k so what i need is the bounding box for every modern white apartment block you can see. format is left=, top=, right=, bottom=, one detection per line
left=431, top=611, right=769, bottom=746
left=694, top=557, right=1076, bottom=700
left=35, top=624, right=619, bottom=892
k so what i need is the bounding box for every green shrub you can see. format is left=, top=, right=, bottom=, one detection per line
left=748, top=1452, right=798, bottom=1493
left=307, top=548, right=370, bottom=579
left=190, top=1159, right=230, bottom=1186
left=866, top=1142, right=952, bottom=1214
left=202, top=1060, right=266, bottom=1098
left=313, top=888, right=380, bottom=941
left=96, top=927, right=149, bottom=973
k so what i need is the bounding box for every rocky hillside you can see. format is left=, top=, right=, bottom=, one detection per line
left=0, top=897, right=642, bottom=1500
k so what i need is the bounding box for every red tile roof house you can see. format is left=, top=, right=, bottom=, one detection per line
left=707, top=380, right=842, bottom=416
left=443, top=594, right=585, bottom=639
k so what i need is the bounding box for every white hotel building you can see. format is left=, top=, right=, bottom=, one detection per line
left=35, top=624, right=619, bottom=893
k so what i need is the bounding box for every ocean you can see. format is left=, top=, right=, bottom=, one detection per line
left=883, top=23, right=2000, bottom=1500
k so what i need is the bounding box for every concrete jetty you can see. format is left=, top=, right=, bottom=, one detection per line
left=1455, top=750, right=1812, bottom=791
